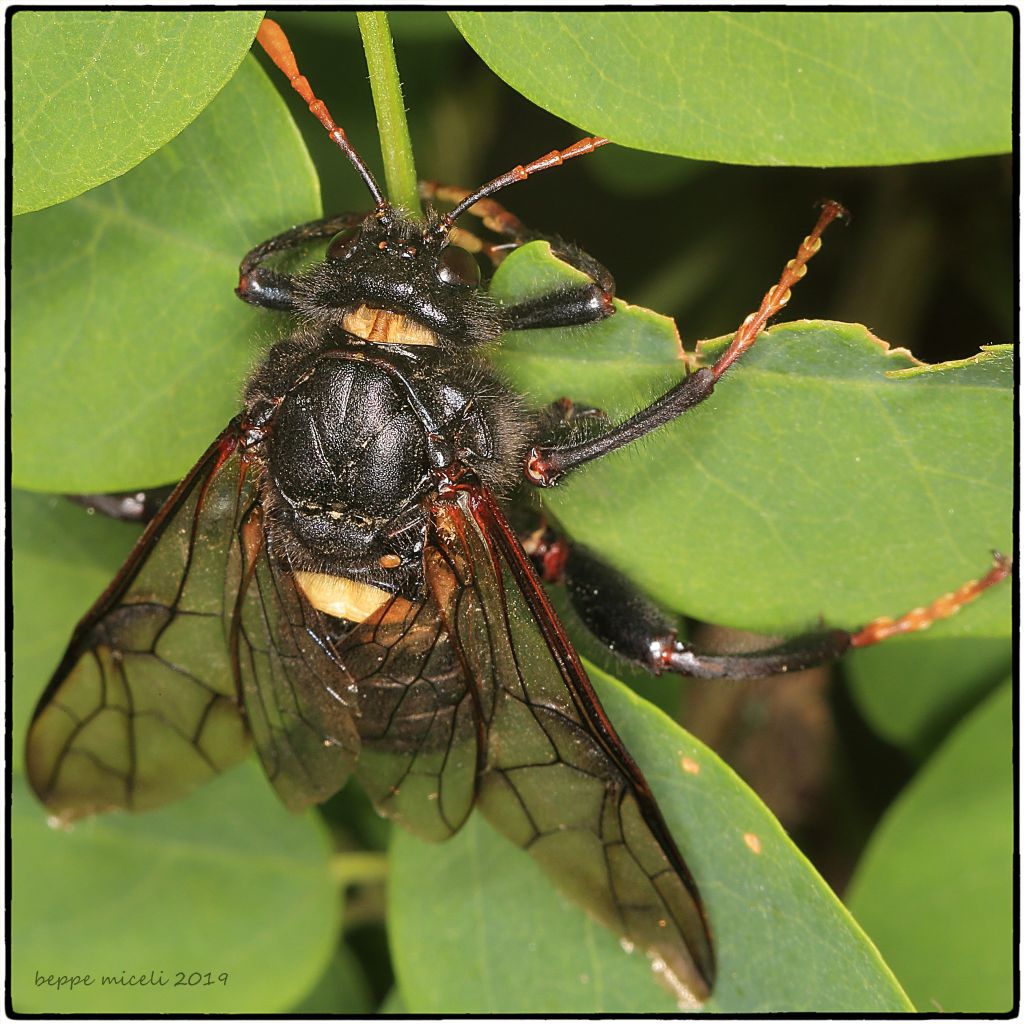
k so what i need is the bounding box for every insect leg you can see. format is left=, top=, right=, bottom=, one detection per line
left=524, top=201, right=848, bottom=487
left=499, top=235, right=617, bottom=331
left=525, top=528, right=850, bottom=678
left=66, top=487, right=176, bottom=524
left=848, top=553, right=1012, bottom=647
left=420, top=182, right=527, bottom=239
left=526, top=527, right=1011, bottom=678
left=424, top=180, right=616, bottom=327
left=236, top=213, right=365, bottom=310
left=534, top=396, right=609, bottom=445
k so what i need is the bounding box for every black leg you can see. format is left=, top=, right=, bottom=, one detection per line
left=526, top=533, right=851, bottom=678
left=66, top=487, right=175, bottom=525
left=497, top=235, right=617, bottom=331
left=527, top=368, right=716, bottom=486
left=535, top=397, right=608, bottom=442
left=524, top=202, right=849, bottom=487
left=422, top=181, right=617, bottom=330
left=502, top=279, right=614, bottom=331
left=523, top=524, right=1012, bottom=680
left=236, top=213, right=364, bottom=310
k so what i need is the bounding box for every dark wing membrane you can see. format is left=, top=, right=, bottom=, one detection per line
left=231, top=507, right=360, bottom=811
left=26, top=423, right=253, bottom=821
left=27, top=420, right=362, bottom=822
left=427, top=488, right=715, bottom=1005
left=335, top=592, right=479, bottom=842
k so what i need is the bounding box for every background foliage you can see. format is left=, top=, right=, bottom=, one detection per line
left=12, top=10, right=1013, bottom=1014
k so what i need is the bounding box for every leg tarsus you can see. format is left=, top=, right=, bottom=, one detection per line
left=528, top=529, right=1010, bottom=682
left=419, top=182, right=525, bottom=238
left=711, top=200, right=848, bottom=381
left=522, top=201, right=848, bottom=488
left=850, top=552, right=1011, bottom=647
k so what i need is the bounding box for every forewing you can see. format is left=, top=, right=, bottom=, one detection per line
left=27, top=418, right=363, bottom=822
left=336, top=592, right=478, bottom=842
left=231, top=507, right=360, bottom=811
left=26, top=424, right=253, bottom=821
left=428, top=488, right=715, bottom=1005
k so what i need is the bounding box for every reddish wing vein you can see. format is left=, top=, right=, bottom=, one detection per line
left=26, top=418, right=360, bottom=820
left=427, top=486, right=715, bottom=1004
left=231, top=501, right=360, bottom=811
left=336, top=590, right=480, bottom=842
left=26, top=422, right=252, bottom=820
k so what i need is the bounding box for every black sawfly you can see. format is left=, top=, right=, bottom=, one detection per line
left=26, top=19, right=1010, bottom=1006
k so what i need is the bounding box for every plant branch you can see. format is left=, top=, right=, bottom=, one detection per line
left=357, top=12, right=421, bottom=217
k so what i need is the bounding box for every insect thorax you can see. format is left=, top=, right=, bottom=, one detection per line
left=247, top=332, right=530, bottom=598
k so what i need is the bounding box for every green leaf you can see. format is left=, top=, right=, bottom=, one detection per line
left=289, top=945, right=374, bottom=1014
left=379, top=986, right=408, bottom=1012
left=12, top=55, right=321, bottom=493
left=12, top=766, right=338, bottom=1013
left=390, top=664, right=911, bottom=1013
left=844, top=637, right=1010, bottom=756
left=13, top=10, right=264, bottom=214
left=451, top=11, right=1012, bottom=166
left=846, top=682, right=1013, bottom=1012
left=489, top=243, right=1012, bottom=639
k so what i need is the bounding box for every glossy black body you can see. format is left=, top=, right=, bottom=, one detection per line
left=247, top=328, right=529, bottom=595
left=232, top=202, right=627, bottom=603
left=292, top=211, right=503, bottom=344
left=29, top=131, right=882, bottom=1010
left=29, top=23, right=1008, bottom=1007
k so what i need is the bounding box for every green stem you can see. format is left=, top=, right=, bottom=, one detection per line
left=357, top=12, right=421, bottom=217
left=330, top=850, right=389, bottom=890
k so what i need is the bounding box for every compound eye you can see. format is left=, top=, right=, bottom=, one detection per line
left=437, top=245, right=480, bottom=287
left=327, top=226, right=361, bottom=262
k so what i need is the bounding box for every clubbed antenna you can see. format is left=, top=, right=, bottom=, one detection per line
left=438, top=136, right=609, bottom=231
left=256, top=18, right=386, bottom=210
